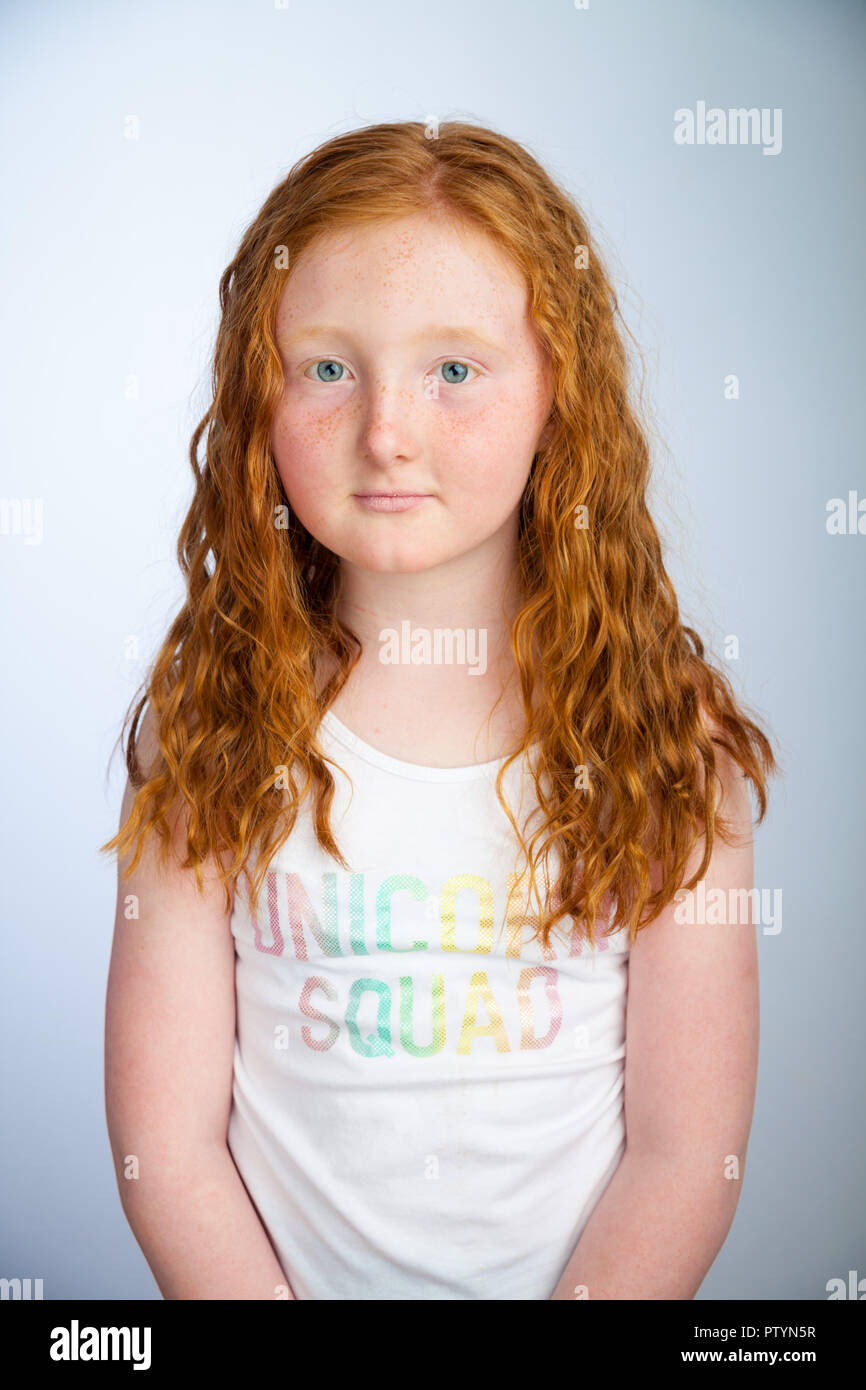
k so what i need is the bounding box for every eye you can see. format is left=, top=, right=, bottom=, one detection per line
left=435, top=360, right=477, bottom=385
left=303, top=360, right=351, bottom=383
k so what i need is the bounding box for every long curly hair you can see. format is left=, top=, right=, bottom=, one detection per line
left=101, top=118, right=778, bottom=951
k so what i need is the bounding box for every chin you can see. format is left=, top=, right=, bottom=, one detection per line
left=336, top=537, right=446, bottom=573
left=355, top=553, right=440, bottom=574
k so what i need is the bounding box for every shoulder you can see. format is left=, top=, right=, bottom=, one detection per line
left=120, top=703, right=236, bottom=887
left=627, top=701, right=758, bottom=970
left=696, top=705, right=754, bottom=845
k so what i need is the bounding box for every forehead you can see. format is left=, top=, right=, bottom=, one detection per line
left=275, top=212, right=534, bottom=341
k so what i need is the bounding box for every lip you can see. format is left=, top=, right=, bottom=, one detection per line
left=353, top=493, right=433, bottom=513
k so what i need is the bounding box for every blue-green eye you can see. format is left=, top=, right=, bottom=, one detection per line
left=302, top=358, right=477, bottom=385
left=306, top=360, right=346, bottom=382
left=438, top=360, right=473, bottom=384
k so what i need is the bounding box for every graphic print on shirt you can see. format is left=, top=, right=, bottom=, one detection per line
left=236, top=866, right=624, bottom=1062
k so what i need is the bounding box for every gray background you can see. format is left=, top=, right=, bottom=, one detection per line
left=1, top=0, right=863, bottom=1299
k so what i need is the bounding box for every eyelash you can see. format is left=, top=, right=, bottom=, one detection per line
left=301, top=358, right=480, bottom=384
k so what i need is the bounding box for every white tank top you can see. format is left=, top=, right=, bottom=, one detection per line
left=228, top=708, right=630, bottom=1300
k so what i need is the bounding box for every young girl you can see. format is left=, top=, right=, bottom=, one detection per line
left=102, top=120, right=777, bottom=1301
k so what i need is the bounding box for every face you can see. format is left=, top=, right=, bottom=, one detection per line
left=269, top=211, right=554, bottom=576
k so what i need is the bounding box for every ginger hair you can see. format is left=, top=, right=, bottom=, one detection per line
left=101, top=119, right=778, bottom=950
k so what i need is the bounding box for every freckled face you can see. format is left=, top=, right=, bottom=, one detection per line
left=269, top=212, right=554, bottom=573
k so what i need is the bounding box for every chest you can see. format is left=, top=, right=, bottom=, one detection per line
left=327, top=680, right=528, bottom=767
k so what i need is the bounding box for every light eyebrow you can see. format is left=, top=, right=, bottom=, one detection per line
left=409, top=324, right=507, bottom=355
left=280, top=323, right=507, bottom=355
left=280, top=324, right=351, bottom=345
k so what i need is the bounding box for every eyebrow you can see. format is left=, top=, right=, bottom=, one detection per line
left=280, top=324, right=508, bottom=354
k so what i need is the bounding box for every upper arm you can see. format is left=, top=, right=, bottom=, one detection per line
left=622, top=738, right=760, bottom=1172
left=104, top=711, right=238, bottom=1176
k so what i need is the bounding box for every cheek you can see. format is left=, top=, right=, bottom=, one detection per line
left=270, top=402, right=344, bottom=501
left=272, top=396, right=343, bottom=458
left=437, top=395, right=538, bottom=492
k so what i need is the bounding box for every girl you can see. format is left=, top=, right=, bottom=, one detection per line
left=102, top=120, right=777, bottom=1301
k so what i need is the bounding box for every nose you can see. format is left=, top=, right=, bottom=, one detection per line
left=358, top=373, right=422, bottom=467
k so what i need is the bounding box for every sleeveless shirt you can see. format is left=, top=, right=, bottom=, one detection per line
left=227, top=708, right=630, bottom=1300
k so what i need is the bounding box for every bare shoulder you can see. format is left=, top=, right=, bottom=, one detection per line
left=696, top=705, right=755, bottom=849
left=118, top=702, right=235, bottom=888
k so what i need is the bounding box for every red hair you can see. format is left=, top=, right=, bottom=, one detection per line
left=101, top=119, right=778, bottom=949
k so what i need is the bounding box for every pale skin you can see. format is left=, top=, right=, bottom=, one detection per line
left=105, top=740, right=293, bottom=1300
left=269, top=211, right=555, bottom=764
left=105, top=211, right=759, bottom=1299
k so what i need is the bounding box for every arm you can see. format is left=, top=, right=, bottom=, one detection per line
left=550, top=739, right=760, bottom=1299
left=104, top=716, right=295, bottom=1300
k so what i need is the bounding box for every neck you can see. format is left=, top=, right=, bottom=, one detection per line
left=335, top=523, right=523, bottom=649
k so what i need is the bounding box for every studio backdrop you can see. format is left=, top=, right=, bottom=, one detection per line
left=1, top=0, right=863, bottom=1301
